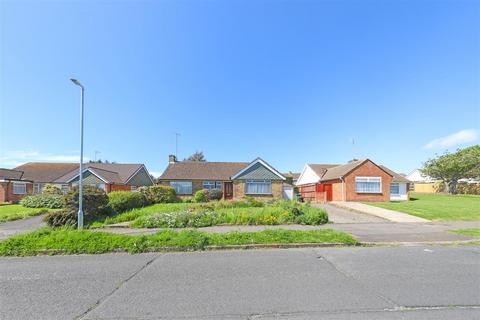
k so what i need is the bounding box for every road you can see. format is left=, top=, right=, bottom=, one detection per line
left=1, top=246, right=479, bottom=319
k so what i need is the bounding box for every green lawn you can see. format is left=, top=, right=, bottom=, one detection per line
left=367, top=193, right=480, bottom=221
left=449, top=228, right=480, bottom=237
left=0, top=227, right=358, bottom=256
left=0, top=204, right=50, bottom=223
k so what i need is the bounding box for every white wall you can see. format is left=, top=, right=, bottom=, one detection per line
left=283, top=185, right=293, bottom=200
left=296, top=165, right=320, bottom=186
left=390, top=182, right=409, bottom=201
left=406, top=169, right=435, bottom=183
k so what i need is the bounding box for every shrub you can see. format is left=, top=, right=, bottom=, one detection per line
left=108, top=191, right=147, bottom=213
left=44, top=185, right=112, bottom=227
left=20, top=194, right=64, bottom=209
left=457, top=183, right=480, bottom=195
left=294, top=206, right=328, bottom=225
left=194, top=189, right=209, bottom=203
left=42, top=184, right=63, bottom=195
left=182, top=197, right=194, bottom=203
left=43, top=210, right=77, bottom=227
left=137, top=209, right=220, bottom=228
left=139, top=185, right=177, bottom=204
left=208, top=188, right=223, bottom=201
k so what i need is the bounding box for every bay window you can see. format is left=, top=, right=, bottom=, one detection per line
left=355, top=177, right=381, bottom=193
left=245, top=179, right=272, bottom=195
left=170, top=181, right=193, bottom=195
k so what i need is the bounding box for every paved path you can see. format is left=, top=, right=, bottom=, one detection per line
left=0, top=214, right=46, bottom=240
left=2, top=246, right=479, bottom=319
left=331, top=201, right=430, bottom=222
left=316, top=203, right=387, bottom=223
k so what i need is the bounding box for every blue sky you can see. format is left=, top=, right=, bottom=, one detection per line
left=1, top=0, right=479, bottom=177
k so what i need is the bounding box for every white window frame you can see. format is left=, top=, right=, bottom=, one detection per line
left=390, top=183, right=400, bottom=195
left=245, top=179, right=272, bottom=195
left=355, top=176, right=382, bottom=193
left=202, top=181, right=223, bottom=190
left=61, top=184, right=69, bottom=193
left=170, top=181, right=193, bottom=195
left=33, top=183, right=43, bottom=194
left=13, top=182, right=27, bottom=195
left=131, top=185, right=138, bottom=192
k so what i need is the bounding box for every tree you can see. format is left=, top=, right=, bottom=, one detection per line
left=421, top=145, right=480, bottom=194
left=88, top=159, right=116, bottom=164
left=185, top=151, right=206, bottom=162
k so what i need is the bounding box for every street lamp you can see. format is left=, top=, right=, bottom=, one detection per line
left=71, top=78, right=84, bottom=229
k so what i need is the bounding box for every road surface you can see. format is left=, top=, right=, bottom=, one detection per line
left=1, top=245, right=479, bottom=319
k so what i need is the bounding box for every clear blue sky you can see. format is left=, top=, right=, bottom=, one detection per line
left=1, top=0, right=479, bottom=176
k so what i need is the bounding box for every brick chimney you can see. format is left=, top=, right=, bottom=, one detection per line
left=168, top=155, right=177, bottom=163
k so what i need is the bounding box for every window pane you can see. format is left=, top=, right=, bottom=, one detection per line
left=170, top=181, right=192, bottom=194
left=246, top=180, right=272, bottom=194
left=355, top=177, right=381, bottom=193
left=390, top=183, right=399, bottom=194
left=13, top=183, right=26, bottom=194
left=202, top=181, right=216, bottom=190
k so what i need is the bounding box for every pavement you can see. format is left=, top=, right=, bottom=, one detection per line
left=1, top=246, right=479, bottom=319
left=329, top=201, right=430, bottom=223
left=0, top=214, right=46, bottom=240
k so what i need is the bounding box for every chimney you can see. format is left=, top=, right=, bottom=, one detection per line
left=169, top=155, right=177, bottom=163
left=348, top=158, right=359, bottom=163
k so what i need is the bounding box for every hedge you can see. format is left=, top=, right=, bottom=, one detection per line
left=108, top=191, right=147, bottom=213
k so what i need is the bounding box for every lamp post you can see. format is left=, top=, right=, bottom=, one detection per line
left=71, top=78, right=84, bottom=229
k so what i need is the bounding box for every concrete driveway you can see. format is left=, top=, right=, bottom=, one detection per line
left=1, top=246, right=479, bottom=319
left=316, top=203, right=387, bottom=223
left=0, top=214, right=46, bottom=240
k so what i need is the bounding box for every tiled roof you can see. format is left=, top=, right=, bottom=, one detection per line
left=0, top=168, right=24, bottom=180
left=307, top=164, right=339, bottom=179
left=379, top=165, right=411, bottom=183
left=56, top=163, right=145, bottom=184
left=159, top=161, right=249, bottom=181
left=14, top=163, right=79, bottom=183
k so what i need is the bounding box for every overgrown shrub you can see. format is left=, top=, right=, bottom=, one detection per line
left=208, top=188, right=223, bottom=201
left=457, top=183, right=480, bottom=195
left=194, top=189, right=209, bottom=203
left=182, top=197, right=194, bottom=203
left=139, top=185, right=177, bottom=204
left=43, top=210, right=77, bottom=227
left=42, top=184, right=63, bottom=195
left=44, top=185, right=111, bottom=227
left=294, top=206, right=328, bottom=225
left=108, top=191, right=147, bottom=213
left=20, top=194, right=63, bottom=209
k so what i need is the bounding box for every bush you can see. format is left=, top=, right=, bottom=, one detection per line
left=208, top=188, right=223, bottom=201
left=139, top=185, right=177, bottom=204
left=182, top=197, right=194, bottom=203
left=194, top=189, right=209, bottom=203
left=457, top=183, right=480, bottom=195
left=44, top=185, right=111, bottom=227
left=43, top=210, right=77, bottom=227
left=108, top=191, right=147, bottom=213
left=294, top=206, right=328, bottom=225
left=137, top=209, right=221, bottom=228
left=42, top=184, right=63, bottom=195
left=20, top=194, right=64, bottom=209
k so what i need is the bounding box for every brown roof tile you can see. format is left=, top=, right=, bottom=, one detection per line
left=379, top=165, right=411, bottom=183
left=14, top=163, right=79, bottom=183
left=0, top=168, right=25, bottom=180
left=56, top=163, right=145, bottom=184
left=159, top=161, right=249, bottom=181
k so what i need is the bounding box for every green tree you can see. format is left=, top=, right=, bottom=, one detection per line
left=422, top=145, right=480, bottom=194
left=185, top=151, right=206, bottom=162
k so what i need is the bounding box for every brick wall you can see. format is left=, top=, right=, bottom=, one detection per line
left=0, top=181, right=33, bottom=203
left=344, top=160, right=392, bottom=202
left=109, top=184, right=131, bottom=192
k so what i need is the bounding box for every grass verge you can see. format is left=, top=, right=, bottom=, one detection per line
left=0, top=204, right=52, bottom=223
left=449, top=228, right=480, bottom=237
left=0, top=228, right=357, bottom=256
left=366, top=192, right=480, bottom=221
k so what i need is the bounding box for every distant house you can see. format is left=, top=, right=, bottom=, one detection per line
left=0, top=162, right=154, bottom=203
left=158, top=155, right=286, bottom=200
left=296, top=159, right=410, bottom=202
left=0, top=168, right=33, bottom=203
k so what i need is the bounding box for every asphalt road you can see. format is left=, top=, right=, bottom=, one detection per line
left=1, top=246, right=479, bottom=320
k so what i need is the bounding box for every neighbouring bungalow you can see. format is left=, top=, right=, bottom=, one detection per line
left=0, top=162, right=154, bottom=203
left=296, top=159, right=410, bottom=202
left=158, top=155, right=286, bottom=200
left=0, top=168, right=33, bottom=203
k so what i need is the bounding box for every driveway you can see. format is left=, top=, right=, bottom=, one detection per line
left=0, top=215, right=46, bottom=240
left=315, top=203, right=387, bottom=223
left=331, top=201, right=430, bottom=222
left=2, top=246, right=479, bottom=319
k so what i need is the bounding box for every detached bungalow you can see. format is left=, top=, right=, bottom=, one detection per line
left=0, top=162, right=154, bottom=203
left=296, top=159, right=410, bottom=202
left=158, top=155, right=286, bottom=200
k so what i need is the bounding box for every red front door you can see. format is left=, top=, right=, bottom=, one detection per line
left=224, top=182, right=233, bottom=199
left=323, top=184, right=333, bottom=201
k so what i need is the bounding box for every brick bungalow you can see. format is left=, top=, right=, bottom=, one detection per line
left=158, top=156, right=286, bottom=200
left=296, top=159, right=410, bottom=202
left=0, top=162, right=155, bottom=202
left=0, top=168, right=33, bottom=203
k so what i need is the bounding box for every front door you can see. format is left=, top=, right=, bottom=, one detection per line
left=224, top=182, right=233, bottom=199
left=323, top=184, right=333, bottom=201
